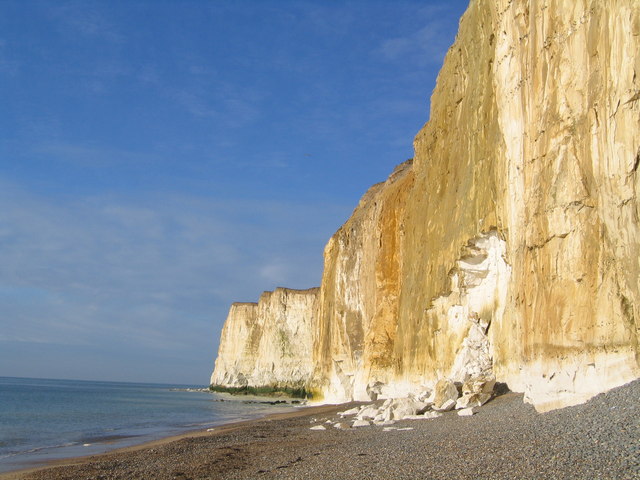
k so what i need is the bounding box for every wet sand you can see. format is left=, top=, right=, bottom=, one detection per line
left=1, top=380, right=638, bottom=480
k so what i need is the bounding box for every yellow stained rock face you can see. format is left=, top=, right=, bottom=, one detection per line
left=313, top=161, right=414, bottom=402
left=212, top=0, right=640, bottom=411
left=485, top=0, right=640, bottom=410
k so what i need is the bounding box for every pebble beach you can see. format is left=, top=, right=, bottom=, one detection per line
left=2, top=380, right=638, bottom=480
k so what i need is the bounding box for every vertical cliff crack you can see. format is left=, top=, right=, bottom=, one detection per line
left=629, top=148, right=640, bottom=177
left=623, top=90, right=640, bottom=106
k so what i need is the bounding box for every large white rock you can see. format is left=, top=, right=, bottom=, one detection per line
left=422, top=411, right=442, bottom=419
left=373, top=419, right=396, bottom=426
left=432, top=379, right=459, bottom=409
left=338, top=407, right=360, bottom=417
left=388, top=397, right=429, bottom=420
left=415, top=390, right=433, bottom=404
left=462, top=376, right=496, bottom=395
left=455, top=393, right=491, bottom=410
left=458, top=407, right=478, bottom=417
left=434, top=399, right=456, bottom=412
left=352, top=419, right=371, bottom=428
left=356, top=406, right=379, bottom=420
left=373, top=411, right=391, bottom=424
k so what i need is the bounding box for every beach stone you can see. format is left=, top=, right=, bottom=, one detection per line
left=432, top=379, right=459, bottom=409
left=455, top=394, right=473, bottom=409
left=338, top=407, right=360, bottom=417
left=377, top=405, right=394, bottom=422
left=458, top=406, right=479, bottom=416
left=333, top=422, right=345, bottom=429
left=462, top=376, right=496, bottom=395
left=384, top=407, right=394, bottom=421
left=388, top=397, right=429, bottom=420
left=456, top=392, right=492, bottom=409
left=356, top=406, right=379, bottom=420
left=422, top=411, right=442, bottom=419
left=390, top=398, right=416, bottom=419
left=310, top=425, right=326, bottom=430
left=373, top=419, right=396, bottom=426
left=416, top=390, right=433, bottom=404
left=352, top=419, right=371, bottom=427
left=434, top=399, right=456, bottom=412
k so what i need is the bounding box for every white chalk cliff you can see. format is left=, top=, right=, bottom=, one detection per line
left=211, top=0, right=640, bottom=411
left=210, top=288, right=317, bottom=390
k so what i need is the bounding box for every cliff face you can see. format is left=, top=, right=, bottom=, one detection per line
left=314, top=161, right=415, bottom=402
left=470, top=0, right=640, bottom=410
left=211, top=0, right=640, bottom=411
left=210, top=288, right=318, bottom=390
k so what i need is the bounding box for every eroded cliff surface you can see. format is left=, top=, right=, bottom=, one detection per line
left=314, top=161, right=414, bottom=402
left=212, top=0, right=640, bottom=411
left=482, top=0, right=640, bottom=410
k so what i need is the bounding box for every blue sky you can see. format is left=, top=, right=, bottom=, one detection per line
left=0, top=0, right=469, bottom=385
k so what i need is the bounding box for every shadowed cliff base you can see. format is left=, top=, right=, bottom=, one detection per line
left=208, top=384, right=312, bottom=399
left=5, top=379, right=638, bottom=480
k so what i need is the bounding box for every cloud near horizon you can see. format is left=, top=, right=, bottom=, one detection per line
left=0, top=180, right=349, bottom=383
left=0, top=0, right=470, bottom=385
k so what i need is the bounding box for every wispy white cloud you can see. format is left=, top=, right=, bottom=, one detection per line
left=47, top=1, right=124, bottom=43
left=32, top=142, right=154, bottom=168
left=0, top=179, right=348, bottom=381
left=139, top=61, right=262, bottom=127
left=259, top=260, right=291, bottom=285
left=0, top=38, right=19, bottom=76
left=0, top=0, right=469, bottom=383
left=376, top=3, right=458, bottom=66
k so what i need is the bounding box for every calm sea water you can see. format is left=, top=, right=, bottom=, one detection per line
left=0, top=377, right=296, bottom=473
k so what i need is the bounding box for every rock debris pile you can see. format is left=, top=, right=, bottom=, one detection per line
left=310, top=376, right=497, bottom=430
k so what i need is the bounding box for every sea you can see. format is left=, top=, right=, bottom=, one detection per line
left=0, top=376, right=297, bottom=473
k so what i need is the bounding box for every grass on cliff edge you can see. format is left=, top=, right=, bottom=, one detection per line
left=208, top=384, right=312, bottom=399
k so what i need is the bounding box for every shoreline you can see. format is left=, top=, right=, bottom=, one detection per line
left=0, top=383, right=311, bottom=477
left=0, top=402, right=353, bottom=480
left=2, top=380, right=638, bottom=479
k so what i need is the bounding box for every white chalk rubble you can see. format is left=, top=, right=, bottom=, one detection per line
left=350, top=376, right=495, bottom=425
left=308, top=377, right=496, bottom=433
